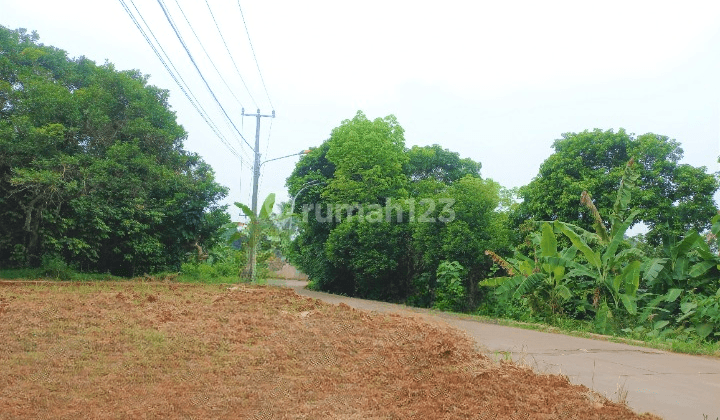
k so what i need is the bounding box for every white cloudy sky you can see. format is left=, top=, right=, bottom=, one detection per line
left=3, top=0, right=719, bottom=217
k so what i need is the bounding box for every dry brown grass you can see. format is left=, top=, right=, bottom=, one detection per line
left=0, top=281, right=661, bottom=419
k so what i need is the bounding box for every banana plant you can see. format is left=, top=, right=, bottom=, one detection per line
left=637, top=214, right=720, bottom=338
left=556, top=159, right=644, bottom=315
left=480, top=222, right=577, bottom=315
left=234, top=193, right=276, bottom=282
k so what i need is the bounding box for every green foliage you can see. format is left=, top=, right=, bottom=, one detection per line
left=284, top=116, right=720, bottom=349
left=180, top=243, right=246, bottom=282
left=484, top=160, right=650, bottom=333
left=232, top=193, right=291, bottom=283
left=405, top=144, right=481, bottom=195
left=40, top=254, right=73, bottom=281
left=593, top=302, right=615, bottom=335
left=479, top=222, right=576, bottom=319
left=324, top=111, right=409, bottom=204
left=0, top=26, right=229, bottom=276
left=634, top=219, right=720, bottom=340
left=555, top=160, right=646, bottom=316
left=433, top=261, right=466, bottom=312
left=514, top=128, right=719, bottom=245
left=413, top=176, right=511, bottom=307
left=286, top=111, right=508, bottom=304
left=484, top=157, right=720, bottom=344
left=676, top=291, right=720, bottom=340
left=325, top=219, right=411, bottom=300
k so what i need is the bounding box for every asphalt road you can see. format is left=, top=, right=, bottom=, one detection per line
left=269, top=279, right=720, bottom=420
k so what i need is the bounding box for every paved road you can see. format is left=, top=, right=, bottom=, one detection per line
left=269, top=280, right=720, bottom=420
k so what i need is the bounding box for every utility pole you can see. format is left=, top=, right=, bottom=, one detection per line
left=242, top=108, right=275, bottom=282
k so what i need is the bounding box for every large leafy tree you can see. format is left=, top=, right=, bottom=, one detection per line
left=513, top=128, right=719, bottom=245
left=287, top=111, right=509, bottom=305
left=323, top=112, right=409, bottom=204
left=406, top=144, right=481, bottom=182
left=288, top=111, right=412, bottom=298
left=0, top=27, right=228, bottom=275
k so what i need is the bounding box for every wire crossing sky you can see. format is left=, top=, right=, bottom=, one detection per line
left=119, top=0, right=278, bottom=171
left=237, top=0, right=274, bottom=111
left=117, top=0, right=246, bottom=164
left=4, top=0, right=719, bottom=216
left=154, top=0, right=254, bottom=152
left=204, top=0, right=258, bottom=110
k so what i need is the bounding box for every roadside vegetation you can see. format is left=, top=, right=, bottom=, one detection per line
left=1, top=25, right=719, bottom=358
left=285, top=113, right=720, bottom=356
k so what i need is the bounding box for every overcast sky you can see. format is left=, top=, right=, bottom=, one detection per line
left=3, top=0, right=719, bottom=219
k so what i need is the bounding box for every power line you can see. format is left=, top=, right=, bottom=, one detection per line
left=126, top=0, right=247, bottom=164
left=171, top=0, right=247, bottom=111
left=156, top=0, right=255, bottom=152
left=117, top=0, right=245, bottom=164
left=204, top=0, right=259, bottom=110
left=237, top=1, right=274, bottom=110
left=126, top=0, right=226, bottom=140
left=167, top=0, right=252, bottom=162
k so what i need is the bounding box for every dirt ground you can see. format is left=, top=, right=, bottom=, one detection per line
left=0, top=281, right=661, bottom=419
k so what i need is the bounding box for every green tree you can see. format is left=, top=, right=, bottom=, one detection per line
left=513, top=128, right=719, bottom=245
left=0, top=26, right=228, bottom=275
left=286, top=111, right=511, bottom=306
left=405, top=144, right=481, bottom=196
left=285, top=142, right=336, bottom=291
left=638, top=215, right=720, bottom=340
left=234, top=193, right=278, bottom=283
left=483, top=160, right=647, bottom=327
left=412, top=176, right=511, bottom=308
left=323, top=111, right=408, bottom=204
left=480, top=223, right=577, bottom=319
left=433, top=260, right=466, bottom=312
left=325, top=218, right=412, bottom=300
left=287, top=111, right=411, bottom=298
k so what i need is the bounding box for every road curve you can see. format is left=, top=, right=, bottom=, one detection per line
left=269, top=279, right=720, bottom=420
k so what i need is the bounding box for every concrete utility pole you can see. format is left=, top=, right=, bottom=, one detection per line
left=242, top=108, right=275, bottom=282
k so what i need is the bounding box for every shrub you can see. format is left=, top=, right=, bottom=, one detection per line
left=434, top=260, right=466, bottom=312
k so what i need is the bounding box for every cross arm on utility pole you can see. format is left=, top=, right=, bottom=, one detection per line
left=242, top=108, right=276, bottom=119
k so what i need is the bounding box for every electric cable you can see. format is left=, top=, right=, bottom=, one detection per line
left=171, top=0, right=247, bottom=111
left=156, top=0, right=255, bottom=152
left=118, top=0, right=245, bottom=163
left=237, top=1, right=274, bottom=111
left=126, top=0, right=226, bottom=143
left=204, top=0, right=259, bottom=110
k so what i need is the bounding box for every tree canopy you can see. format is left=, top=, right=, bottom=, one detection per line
left=286, top=111, right=509, bottom=305
left=0, top=27, right=228, bottom=275
left=512, top=128, right=719, bottom=245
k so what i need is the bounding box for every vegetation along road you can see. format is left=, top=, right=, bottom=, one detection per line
left=271, top=280, right=720, bottom=420
left=3, top=25, right=720, bottom=419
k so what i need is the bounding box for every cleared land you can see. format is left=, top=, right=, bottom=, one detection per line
left=0, top=281, right=660, bottom=419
